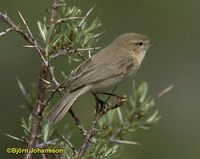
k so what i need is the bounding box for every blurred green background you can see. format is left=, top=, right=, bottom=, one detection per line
left=0, top=0, right=200, bottom=158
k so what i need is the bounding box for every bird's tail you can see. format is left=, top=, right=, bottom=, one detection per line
left=45, top=86, right=90, bottom=123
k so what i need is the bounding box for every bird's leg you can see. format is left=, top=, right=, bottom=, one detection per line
left=91, top=92, right=106, bottom=113
left=96, top=91, right=127, bottom=106
left=95, top=91, right=126, bottom=101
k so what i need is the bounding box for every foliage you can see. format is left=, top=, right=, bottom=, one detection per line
left=21, top=82, right=160, bottom=159
left=37, top=3, right=101, bottom=63
left=0, top=1, right=162, bottom=159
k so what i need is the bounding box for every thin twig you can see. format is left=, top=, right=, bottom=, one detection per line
left=44, top=62, right=87, bottom=137
left=0, top=27, right=14, bottom=37
left=69, top=109, right=87, bottom=136
left=47, top=0, right=87, bottom=138
left=76, top=107, right=102, bottom=159
left=0, top=12, right=47, bottom=66
left=50, top=47, right=100, bottom=60
left=0, top=11, right=49, bottom=159
left=76, top=93, right=126, bottom=158
left=18, top=11, right=34, bottom=39
left=60, top=133, right=78, bottom=156
left=49, top=0, right=60, bottom=24
left=48, top=60, right=60, bottom=87
left=23, top=0, right=61, bottom=158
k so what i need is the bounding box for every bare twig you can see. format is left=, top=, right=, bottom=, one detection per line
left=45, top=86, right=87, bottom=137
left=48, top=60, right=60, bottom=87
left=68, top=109, right=87, bottom=136
left=0, top=27, right=14, bottom=37
left=0, top=11, right=47, bottom=66
left=44, top=62, right=87, bottom=137
left=25, top=66, right=48, bottom=159
left=1, top=2, right=104, bottom=159
left=22, top=0, right=65, bottom=155
left=50, top=47, right=100, bottom=60
left=76, top=93, right=126, bottom=158
left=0, top=10, right=50, bottom=159
left=49, top=0, right=60, bottom=24
left=18, top=11, right=34, bottom=39
left=9, top=1, right=62, bottom=159
left=60, top=133, right=78, bottom=156
left=76, top=106, right=102, bottom=159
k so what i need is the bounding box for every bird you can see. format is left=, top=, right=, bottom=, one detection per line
left=45, top=32, right=153, bottom=123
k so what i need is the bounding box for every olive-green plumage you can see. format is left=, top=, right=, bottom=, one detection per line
left=45, top=33, right=152, bottom=123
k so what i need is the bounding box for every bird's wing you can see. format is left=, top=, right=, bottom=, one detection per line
left=66, top=55, right=137, bottom=92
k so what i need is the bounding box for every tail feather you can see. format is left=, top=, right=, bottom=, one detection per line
left=45, top=86, right=90, bottom=123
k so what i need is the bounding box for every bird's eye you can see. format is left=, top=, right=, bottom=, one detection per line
left=136, top=42, right=143, bottom=46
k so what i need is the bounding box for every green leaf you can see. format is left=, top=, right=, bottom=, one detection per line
left=37, top=21, right=47, bottom=42
left=138, top=81, right=148, bottom=103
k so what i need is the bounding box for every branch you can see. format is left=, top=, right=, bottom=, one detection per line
left=50, top=47, right=100, bottom=60
left=1, top=2, right=107, bottom=159
left=69, top=109, right=87, bottom=136
left=49, top=0, right=60, bottom=24
left=24, top=66, right=48, bottom=159
left=0, top=10, right=49, bottom=159
left=1, top=9, right=89, bottom=147
left=0, top=12, right=47, bottom=65
left=18, top=11, right=34, bottom=40
left=0, top=27, right=14, bottom=37
left=76, top=103, right=102, bottom=159
left=60, top=133, right=78, bottom=156
left=45, top=61, right=87, bottom=137
left=44, top=75, right=87, bottom=149
left=0, top=11, right=47, bottom=66
left=76, top=94, right=126, bottom=158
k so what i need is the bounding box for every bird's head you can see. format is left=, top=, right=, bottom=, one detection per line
left=114, top=33, right=153, bottom=64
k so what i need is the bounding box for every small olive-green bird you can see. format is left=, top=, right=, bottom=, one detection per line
left=46, top=33, right=152, bottom=123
